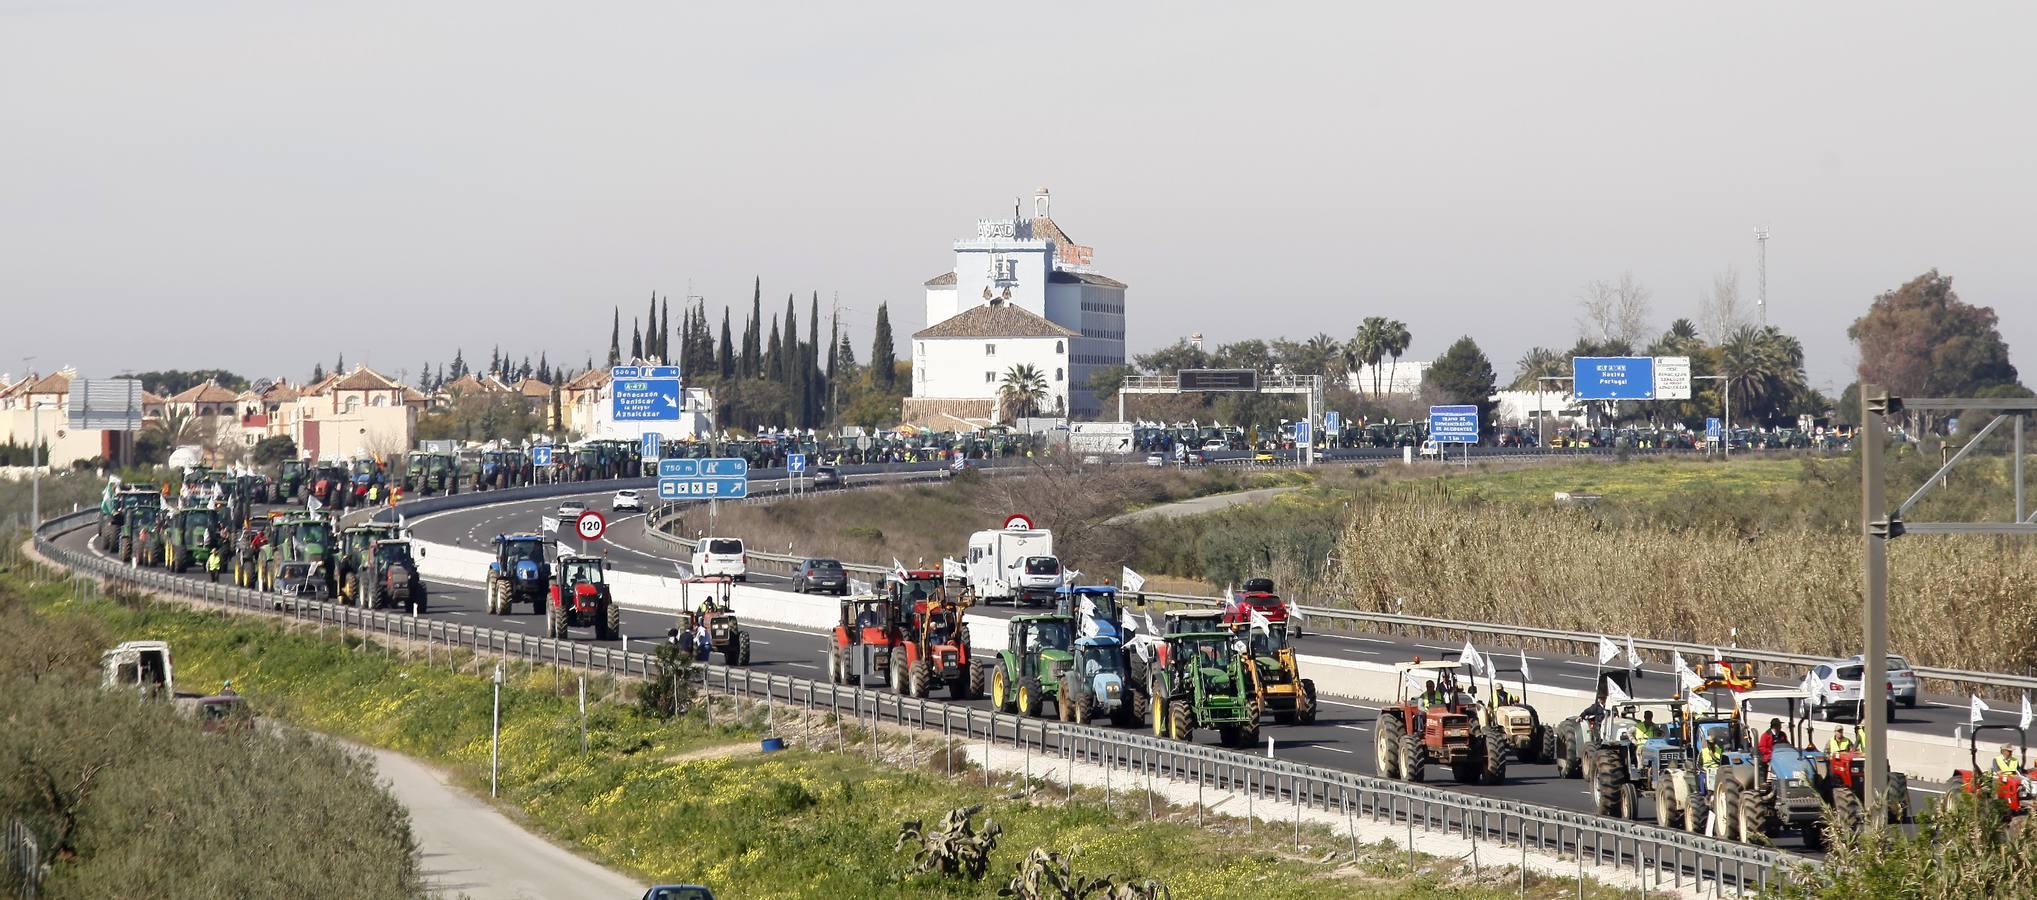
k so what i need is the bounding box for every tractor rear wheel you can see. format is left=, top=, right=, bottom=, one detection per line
left=1400, top=732, right=1427, bottom=783
left=597, top=598, right=620, bottom=641
left=1618, top=782, right=1639, bottom=821
left=1374, top=715, right=1402, bottom=779
left=1887, top=772, right=1911, bottom=822
left=889, top=653, right=907, bottom=694
left=826, top=649, right=841, bottom=685
left=343, top=573, right=360, bottom=607
left=547, top=602, right=566, bottom=639
left=1715, top=773, right=1744, bottom=841
left=963, top=662, right=984, bottom=700
left=1831, top=787, right=1864, bottom=844
left=1481, top=728, right=1509, bottom=785
left=1018, top=678, right=1042, bottom=717
left=1738, top=783, right=1776, bottom=842
left=414, top=586, right=427, bottom=614
left=1070, top=685, right=1089, bottom=725
left=1238, top=716, right=1258, bottom=749
left=1296, top=679, right=1317, bottom=725
left=1167, top=699, right=1193, bottom=743
left=1554, top=730, right=1579, bottom=778
left=1591, top=748, right=1625, bottom=817
left=1684, top=782, right=1707, bottom=834
left=726, top=632, right=748, bottom=667
left=909, top=659, right=931, bottom=698
left=1656, top=788, right=1678, bottom=829
left=993, top=666, right=1012, bottom=712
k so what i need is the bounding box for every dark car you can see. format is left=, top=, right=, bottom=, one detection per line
left=793, top=558, right=848, bottom=595
left=273, top=560, right=329, bottom=609
left=642, top=886, right=714, bottom=900
left=196, top=693, right=254, bottom=733
left=812, top=465, right=842, bottom=488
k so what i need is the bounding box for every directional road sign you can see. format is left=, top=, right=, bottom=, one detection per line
left=575, top=510, right=606, bottom=542
left=611, top=365, right=682, bottom=422
left=1323, top=410, right=1342, bottom=434
left=531, top=445, right=552, bottom=467
left=786, top=452, right=806, bottom=473
left=1653, top=356, right=1692, bottom=400
left=657, top=456, right=749, bottom=500
left=1294, top=420, right=1311, bottom=447
left=1428, top=405, right=1481, bottom=442
left=642, top=432, right=661, bottom=460
left=1705, top=417, right=1723, bottom=441
left=1572, top=357, right=1656, bottom=401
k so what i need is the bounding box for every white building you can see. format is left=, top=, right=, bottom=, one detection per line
left=911, top=298, right=1079, bottom=424
left=1346, top=361, right=1431, bottom=397
left=913, top=188, right=1127, bottom=421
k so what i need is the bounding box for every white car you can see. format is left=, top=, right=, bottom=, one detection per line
left=558, top=499, right=588, bottom=519
left=1800, top=658, right=1899, bottom=722
left=611, top=489, right=643, bottom=512
left=691, top=536, right=747, bottom=581
left=1145, top=453, right=1165, bottom=467
left=1418, top=440, right=1442, bottom=459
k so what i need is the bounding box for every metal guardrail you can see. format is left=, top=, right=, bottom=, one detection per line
left=30, top=509, right=1800, bottom=895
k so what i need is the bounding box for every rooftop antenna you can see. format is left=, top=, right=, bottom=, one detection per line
left=1755, top=226, right=1770, bottom=325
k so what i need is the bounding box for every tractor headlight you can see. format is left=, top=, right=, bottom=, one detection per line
left=1445, top=728, right=1470, bottom=738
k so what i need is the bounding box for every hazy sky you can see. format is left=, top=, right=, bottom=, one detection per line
left=5, top=2, right=2033, bottom=394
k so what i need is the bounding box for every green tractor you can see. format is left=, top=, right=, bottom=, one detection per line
left=276, top=458, right=308, bottom=502
left=98, top=486, right=163, bottom=556
left=354, top=538, right=426, bottom=611
left=990, top=615, right=1076, bottom=718
left=1149, top=630, right=1259, bottom=747
left=123, top=506, right=167, bottom=566
left=336, top=522, right=404, bottom=606
left=162, top=506, right=225, bottom=574
left=261, top=514, right=337, bottom=595
left=403, top=451, right=460, bottom=497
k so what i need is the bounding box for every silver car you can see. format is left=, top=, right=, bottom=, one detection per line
left=1850, top=653, right=1918, bottom=708
left=1801, top=658, right=1899, bottom=722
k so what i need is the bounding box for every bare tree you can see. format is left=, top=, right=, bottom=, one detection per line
left=1698, top=266, right=1747, bottom=344
left=1576, top=272, right=1653, bottom=346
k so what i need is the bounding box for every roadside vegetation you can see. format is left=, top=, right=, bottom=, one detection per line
left=0, top=566, right=423, bottom=899
left=13, top=555, right=1627, bottom=899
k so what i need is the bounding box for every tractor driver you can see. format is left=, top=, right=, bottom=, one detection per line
left=1826, top=726, right=1856, bottom=755
left=1997, top=744, right=2022, bottom=776
left=1494, top=685, right=1512, bottom=707
left=1699, top=734, right=1725, bottom=770
left=1632, top=711, right=1661, bottom=740
left=1758, top=718, right=1790, bottom=763
left=1420, top=680, right=1445, bottom=707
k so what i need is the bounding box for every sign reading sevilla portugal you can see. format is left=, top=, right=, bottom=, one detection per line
left=1003, top=514, right=1034, bottom=531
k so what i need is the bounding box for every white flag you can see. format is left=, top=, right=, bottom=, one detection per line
left=541, top=516, right=560, bottom=533
left=1972, top=694, right=1991, bottom=725
left=1605, top=678, right=1632, bottom=704
left=1597, top=635, right=1621, bottom=665
left=1249, top=607, right=1273, bottom=633
left=892, top=557, right=908, bottom=581
left=1519, top=649, right=1532, bottom=682
left=2023, top=694, right=2033, bottom=732
left=1080, top=597, right=1098, bottom=620
left=1144, top=611, right=1160, bottom=636
left=1687, top=688, right=1715, bottom=714
left=1121, top=566, right=1146, bottom=592
left=1626, top=635, right=1640, bottom=669
left=307, top=494, right=324, bottom=513
left=1460, top=639, right=1485, bottom=677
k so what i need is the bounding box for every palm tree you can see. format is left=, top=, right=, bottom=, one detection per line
left=1510, top=347, right=1566, bottom=390
left=1718, top=324, right=1806, bottom=423
left=1380, top=319, right=1411, bottom=395
left=1647, top=318, right=1704, bottom=357
left=998, top=364, right=1048, bottom=423
left=1346, top=318, right=1388, bottom=397
left=146, top=407, right=199, bottom=449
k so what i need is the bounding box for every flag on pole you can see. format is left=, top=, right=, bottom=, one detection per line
left=1460, top=639, right=1485, bottom=677
left=1144, top=611, right=1160, bottom=636
left=1249, top=607, right=1273, bottom=633
left=1626, top=635, right=1640, bottom=670
left=1687, top=688, right=1715, bottom=714
left=1121, top=566, right=1146, bottom=592
left=2023, top=694, right=2033, bottom=732
left=1519, top=649, right=1532, bottom=682
left=892, top=557, right=909, bottom=582
left=1597, top=635, right=1621, bottom=665
left=541, top=516, right=560, bottom=533
left=1605, top=678, right=1631, bottom=704
left=1972, top=694, right=1991, bottom=725
left=307, top=495, right=324, bottom=513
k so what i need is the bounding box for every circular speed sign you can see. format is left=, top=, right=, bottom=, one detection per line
left=575, top=510, right=607, bottom=542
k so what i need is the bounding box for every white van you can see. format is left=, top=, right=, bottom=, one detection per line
left=691, top=536, right=748, bottom=581
left=964, top=527, right=1061, bottom=606
left=103, top=640, right=175, bottom=700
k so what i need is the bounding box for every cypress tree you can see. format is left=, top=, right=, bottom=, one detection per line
left=765, top=317, right=782, bottom=389
left=417, top=362, right=431, bottom=389
left=662, top=296, right=672, bottom=364
left=745, top=279, right=763, bottom=378
left=451, top=349, right=466, bottom=378
left=782, top=294, right=799, bottom=385
left=718, top=309, right=734, bottom=380
left=645, top=292, right=659, bottom=362
left=537, top=352, right=549, bottom=384
left=311, top=363, right=326, bottom=383
left=808, top=292, right=823, bottom=425
left=871, top=302, right=896, bottom=391
left=607, top=308, right=622, bottom=367
left=631, top=319, right=644, bottom=361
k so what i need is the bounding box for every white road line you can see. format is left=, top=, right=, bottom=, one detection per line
left=449, top=611, right=468, bottom=616
left=1312, top=746, right=1354, bottom=754
left=1313, top=633, right=1394, bottom=645
left=1335, top=724, right=1368, bottom=732
left=1317, top=699, right=1380, bottom=711
left=785, top=662, right=819, bottom=670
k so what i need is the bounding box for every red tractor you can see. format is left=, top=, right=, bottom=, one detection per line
left=828, top=593, right=902, bottom=689
left=888, top=570, right=979, bottom=699
left=547, top=553, right=620, bottom=641
left=677, top=576, right=751, bottom=665
left=1373, top=659, right=1508, bottom=785
left=1954, top=724, right=2033, bottom=815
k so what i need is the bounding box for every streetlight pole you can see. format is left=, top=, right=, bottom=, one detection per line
left=31, top=401, right=54, bottom=528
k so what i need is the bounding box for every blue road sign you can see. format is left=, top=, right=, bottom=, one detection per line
left=657, top=458, right=697, bottom=477
left=611, top=366, right=682, bottom=422
left=1324, top=410, right=1342, bottom=433
left=1294, top=420, right=1311, bottom=446
left=700, top=457, right=747, bottom=477
left=1705, top=417, right=1723, bottom=440
left=1428, top=405, right=1481, bottom=442
left=642, top=432, right=661, bottom=460
left=786, top=452, right=807, bottom=473
left=1572, top=357, right=1656, bottom=401
left=657, top=477, right=748, bottom=500
left=531, top=446, right=552, bottom=467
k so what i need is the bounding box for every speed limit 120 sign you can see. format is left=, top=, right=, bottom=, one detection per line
left=575, top=510, right=607, bottom=542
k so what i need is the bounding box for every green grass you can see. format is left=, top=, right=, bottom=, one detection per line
left=18, top=564, right=1627, bottom=899
left=1432, top=456, right=1821, bottom=505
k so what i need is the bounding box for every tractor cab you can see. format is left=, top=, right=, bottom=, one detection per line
left=887, top=570, right=946, bottom=611
left=1056, top=585, right=1125, bottom=640
left=1596, top=699, right=1690, bottom=777
left=560, top=553, right=608, bottom=589
left=1071, top=637, right=1126, bottom=681
left=843, top=595, right=895, bottom=642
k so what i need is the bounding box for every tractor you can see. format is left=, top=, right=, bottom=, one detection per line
left=162, top=506, right=225, bottom=574
left=336, top=523, right=404, bottom=606
left=1460, top=659, right=1551, bottom=763
left=230, top=515, right=273, bottom=588
left=261, top=514, right=336, bottom=595
left=403, top=451, right=460, bottom=497
left=547, top=553, right=617, bottom=640
left=1954, top=724, right=2036, bottom=816
left=1716, top=690, right=1844, bottom=849
left=1237, top=619, right=1317, bottom=726
left=1556, top=697, right=1691, bottom=824
left=1374, top=660, right=1507, bottom=785
left=1058, top=585, right=1150, bottom=721
left=350, top=538, right=425, bottom=611
left=124, top=506, right=166, bottom=567
left=1647, top=697, right=1762, bottom=835
left=1148, top=630, right=1258, bottom=747
left=828, top=593, right=901, bottom=687
left=1057, top=635, right=1133, bottom=726
left=308, top=464, right=351, bottom=510
left=486, top=534, right=552, bottom=615
left=677, top=577, right=751, bottom=664
left=275, top=458, right=307, bottom=502
left=97, top=486, right=163, bottom=555
left=891, top=573, right=979, bottom=699
left=990, top=615, right=1077, bottom=719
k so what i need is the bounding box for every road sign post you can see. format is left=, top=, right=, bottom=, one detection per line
left=1293, top=421, right=1310, bottom=464
left=656, top=458, right=749, bottom=501
left=575, top=510, right=606, bottom=555
left=1429, top=404, right=1480, bottom=469
left=642, top=432, right=662, bottom=468
left=611, top=365, right=682, bottom=422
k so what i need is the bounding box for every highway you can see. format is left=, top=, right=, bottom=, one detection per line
left=62, top=465, right=1980, bottom=856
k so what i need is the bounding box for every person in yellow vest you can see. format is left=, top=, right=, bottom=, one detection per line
left=1996, top=744, right=2022, bottom=776
left=1631, top=710, right=1662, bottom=740
left=1826, top=727, right=1856, bottom=755
left=1699, top=734, right=1725, bottom=769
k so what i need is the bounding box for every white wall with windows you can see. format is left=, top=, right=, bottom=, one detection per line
left=913, top=334, right=1069, bottom=417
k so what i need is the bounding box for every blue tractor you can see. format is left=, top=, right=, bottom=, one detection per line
left=1557, top=698, right=1690, bottom=821
left=486, top=534, right=552, bottom=615
left=1057, top=634, right=1134, bottom=726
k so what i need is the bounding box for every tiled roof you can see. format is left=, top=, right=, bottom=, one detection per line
left=259, top=382, right=300, bottom=403
left=331, top=366, right=400, bottom=391
left=24, top=371, right=72, bottom=395
left=924, top=271, right=957, bottom=287
left=441, top=373, right=492, bottom=394
left=141, top=390, right=166, bottom=404
left=517, top=378, right=551, bottom=397
left=482, top=375, right=517, bottom=393
left=1048, top=270, right=1127, bottom=289
left=563, top=368, right=610, bottom=391
left=913, top=301, right=1077, bottom=339
left=302, top=372, right=342, bottom=396
left=1032, top=215, right=1076, bottom=247
left=401, top=386, right=428, bottom=403
left=167, top=380, right=239, bottom=404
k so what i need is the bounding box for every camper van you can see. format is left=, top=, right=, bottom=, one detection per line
left=963, top=527, right=1062, bottom=606
left=102, top=640, right=175, bottom=700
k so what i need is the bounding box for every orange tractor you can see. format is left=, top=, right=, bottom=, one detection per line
left=886, top=569, right=979, bottom=699
left=828, top=593, right=902, bottom=689
left=1954, top=724, right=2034, bottom=815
